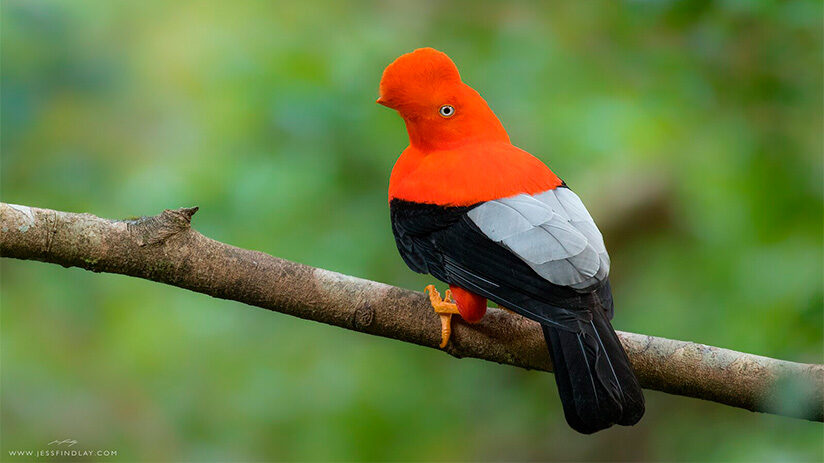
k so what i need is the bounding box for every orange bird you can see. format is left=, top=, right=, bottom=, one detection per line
left=378, top=48, right=644, bottom=434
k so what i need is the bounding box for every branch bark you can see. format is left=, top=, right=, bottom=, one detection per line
left=1, top=202, right=822, bottom=422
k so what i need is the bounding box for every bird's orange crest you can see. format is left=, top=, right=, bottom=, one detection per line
left=379, top=48, right=561, bottom=206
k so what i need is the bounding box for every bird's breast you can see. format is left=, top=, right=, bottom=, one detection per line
left=388, top=142, right=562, bottom=206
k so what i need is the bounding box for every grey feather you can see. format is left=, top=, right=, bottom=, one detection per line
left=553, top=187, right=593, bottom=222
left=531, top=244, right=600, bottom=286
left=534, top=190, right=570, bottom=220
left=497, top=195, right=554, bottom=225
left=570, top=218, right=607, bottom=255
left=594, top=252, right=610, bottom=280
left=542, top=217, right=590, bottom=255
left=469, top=188, right=610, bottom=289
left=502, top=224, right=582, bottom=263
left=533, top=257, right=589, bottom=286
left=567, top=244, right=601, bottom=277
left=467, top=201, right=533, bottom=241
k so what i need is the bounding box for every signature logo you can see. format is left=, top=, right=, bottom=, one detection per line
left=48, top=439, right=78, bottom=447
left=7, top=438, right=117, bottom=458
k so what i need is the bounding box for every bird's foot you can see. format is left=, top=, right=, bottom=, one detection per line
left=424, top=284, right=460, bottom=348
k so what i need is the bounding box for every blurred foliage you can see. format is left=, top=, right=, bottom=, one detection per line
left=1, top=0, right=822, bottom=461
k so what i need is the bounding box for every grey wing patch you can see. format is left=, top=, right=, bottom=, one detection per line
left=468, top=188, right=610, bottom=290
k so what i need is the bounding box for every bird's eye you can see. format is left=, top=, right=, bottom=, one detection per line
left=438, top=105, right=455, bottom=118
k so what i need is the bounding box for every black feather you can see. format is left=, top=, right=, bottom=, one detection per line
left=389, top=198, right=645, bottom=433
left=542, top=306, right=644, bottom=433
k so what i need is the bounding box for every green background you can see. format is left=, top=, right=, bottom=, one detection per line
left=2, top=1, right=822, bottom=461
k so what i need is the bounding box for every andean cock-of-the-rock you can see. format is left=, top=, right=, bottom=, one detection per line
left=378, top=47, right=645, bottom=434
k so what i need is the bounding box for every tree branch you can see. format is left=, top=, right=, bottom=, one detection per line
left=1, top=202, right=822, bottom=422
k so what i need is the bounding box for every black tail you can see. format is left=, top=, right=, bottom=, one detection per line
left=542, top=306, right=645, bottom=434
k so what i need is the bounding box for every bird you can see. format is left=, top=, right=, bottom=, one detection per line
left=377, top=47, right=645, bottom=434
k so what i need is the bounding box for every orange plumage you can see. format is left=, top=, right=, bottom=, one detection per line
left=380, top=48, right=562, bottom=207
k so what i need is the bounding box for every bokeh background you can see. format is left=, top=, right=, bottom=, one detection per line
left=2, top=0, right=822, bottom=461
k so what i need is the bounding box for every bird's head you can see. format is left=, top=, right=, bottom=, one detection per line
left=378, top=48, right=509, bottom=150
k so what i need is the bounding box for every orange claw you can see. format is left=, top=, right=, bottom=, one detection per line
left=438, top=313, right=451, bottom=349
left=424, top=285, right=460, bottom=348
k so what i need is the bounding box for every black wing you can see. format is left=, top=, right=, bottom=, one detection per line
left=390, top=196, right=644, bottom=433
left=389, top=198, right=612, bottom=332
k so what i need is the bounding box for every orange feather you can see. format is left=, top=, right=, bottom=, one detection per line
left=449, top=285, right=487, bottom=323
left=380, top=48, right=561, bottom=206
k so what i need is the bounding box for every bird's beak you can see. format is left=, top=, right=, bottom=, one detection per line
left=376, top=96, right=390, bottom=107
